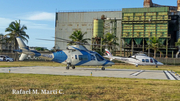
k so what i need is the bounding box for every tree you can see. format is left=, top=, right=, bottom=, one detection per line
left=35, top=47, right=44, bottom=51
left=146, top=37, right=164, bottom=58
left=175, top=38, right=180, bottom=47
left=0, top=33, right=4, bottom=52
left=102, top=33, right=119, bottom=52
left=69, top=30, right=91, bottom=45
left=5, top=20, right=29, bottom=50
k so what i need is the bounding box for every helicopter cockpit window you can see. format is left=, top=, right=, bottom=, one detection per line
left=142, top=59, right=145, bottom=62
left=79, top=55, right=88, bottom=61
left=81, top=45, right=88, bottom=51
left=91, top=55, right=95, bottom=60
left=75, top=55, right=77, bottom=59
left=150, top=59, right=153, bottom=63
left=95, top=54, right=104, bottom=61
left=153, top=59, right=158, bottom=63
left=145, top=59, right=149, bottom=63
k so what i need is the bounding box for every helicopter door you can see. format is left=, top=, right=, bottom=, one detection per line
left=145, top=59, right=150, bottom=65
left=150, top=58, right=154, bottom=64
left=66, top=50, right=72, bottom=64
left=71, top=55, right=79, bottom=65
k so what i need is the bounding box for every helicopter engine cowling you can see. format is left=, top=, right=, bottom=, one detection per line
left=67, top=45, right=87, bottom=51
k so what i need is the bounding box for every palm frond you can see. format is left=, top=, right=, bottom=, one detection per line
left=175, top=39, right=180, bottom=46
left=69, top=30, right=90, bottom=45
left=4, top=20, right=28, bottom=48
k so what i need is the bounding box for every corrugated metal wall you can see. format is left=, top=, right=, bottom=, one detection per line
left=55, top=11, right=122, bottom=50
left=122, top=7, right=170, bottom=45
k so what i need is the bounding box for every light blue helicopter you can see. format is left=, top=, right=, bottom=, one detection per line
left=15, top=37, right=114, bottom=70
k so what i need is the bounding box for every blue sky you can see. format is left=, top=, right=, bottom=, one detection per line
left=0, top=0, right=177, bottom=49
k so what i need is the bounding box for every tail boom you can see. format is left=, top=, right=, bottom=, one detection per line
left=16, top=37, right=54, bottom=61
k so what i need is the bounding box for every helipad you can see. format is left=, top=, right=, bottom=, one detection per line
left=0, top=66, right=179, bottom=80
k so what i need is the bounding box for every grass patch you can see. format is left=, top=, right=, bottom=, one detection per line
left=0, top=73, right=180, bottom=100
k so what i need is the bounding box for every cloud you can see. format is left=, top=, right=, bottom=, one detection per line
left=24, top=12, right=55, bottom=21
left=0, top=17, right=54, bottom=32
left=0, top=17, right=13, bottom=29
left=21, top=20, right=54, bottom=30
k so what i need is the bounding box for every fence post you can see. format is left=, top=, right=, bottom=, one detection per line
left=172, top=51, right=174, bottom=58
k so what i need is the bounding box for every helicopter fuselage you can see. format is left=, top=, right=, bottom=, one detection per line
left=39, top=49, right=113, bottom=66
left=15, top=37, right=114, bottom=70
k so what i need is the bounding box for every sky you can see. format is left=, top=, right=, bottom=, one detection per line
left=0, top=0, right=177, bottom=50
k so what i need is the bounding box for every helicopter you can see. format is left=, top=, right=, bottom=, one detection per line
left=14, top=37, right=114, bottom=70
left=104, top=49, right=163, bottom=67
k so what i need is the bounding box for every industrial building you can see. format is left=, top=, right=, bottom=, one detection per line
left=55, top=11, right=122, bottom=50
left=0, top=34, right=15, bottom=52
left=55, top=0, right=180, bottom=58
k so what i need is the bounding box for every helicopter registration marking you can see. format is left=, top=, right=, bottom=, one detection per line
left=42, top=54, right=53, bottom=58
left=121, top=59, right=129, bottom=61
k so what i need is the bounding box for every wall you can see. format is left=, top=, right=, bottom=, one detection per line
left=55, top=11, right=122, bottom=50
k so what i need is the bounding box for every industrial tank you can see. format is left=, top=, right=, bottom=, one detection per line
left=93, top=19, right=104, bottom=38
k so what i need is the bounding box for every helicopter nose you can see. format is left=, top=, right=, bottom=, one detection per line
left=108, top=61, right=115, bottom=65
left=104, top=60, right=114, bottom=66
left=157, top=62, right=164, bottom=65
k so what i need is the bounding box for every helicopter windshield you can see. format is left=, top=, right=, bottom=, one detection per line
left=95, top=54, right=104, bottom=61
left=91, top=55, right=95, bottom=60
left=153, top=58, right=158, bottom=63
left=81, top=45, right=88, bottom=50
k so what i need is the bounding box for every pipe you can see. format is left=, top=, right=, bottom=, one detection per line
left=176, top=50, right=180, bottom=58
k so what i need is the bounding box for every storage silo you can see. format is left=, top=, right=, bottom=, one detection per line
left=93, top=19, right=104, bottom=38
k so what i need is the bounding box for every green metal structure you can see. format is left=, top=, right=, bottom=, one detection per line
left=93, top=19, right=104, bottom=38
left=122, top=7, right=171, bottom=57
left=92, top=19, right=104, bottom=52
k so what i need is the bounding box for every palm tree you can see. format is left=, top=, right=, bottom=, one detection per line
left=69, top=30, right=91, bottom=45
left=146, top=37, right=164, bottom=58
left=5, top=20, right=29, bottom=50
left=102, top=33, right=119, bottom=51
left=0, top=33, right=4, bottom=52
left=175, top=38, right=180, bottom=47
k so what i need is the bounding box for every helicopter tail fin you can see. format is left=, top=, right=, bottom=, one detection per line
left=105, top=49, right=113, bottom=57
left=104, top=49, right=114, bottom=61
left=16, top=37, right=27, bottom=49
left=16, top=37, right=54, bottom=61
left=16, top=37, right=29, bottom=61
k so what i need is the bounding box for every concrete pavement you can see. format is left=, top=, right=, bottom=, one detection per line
left=0, top=66, right=179, bottom=80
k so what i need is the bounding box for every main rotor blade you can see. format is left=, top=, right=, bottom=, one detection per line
left=53, top=37, right=72, bottom=42
left=37, top=38, right=115, bottom=46
left=90, top=44, right=111, bottom=46
left=53, top=37, right=90, bottom=45
left=36, top=38, right=66, bottom=42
